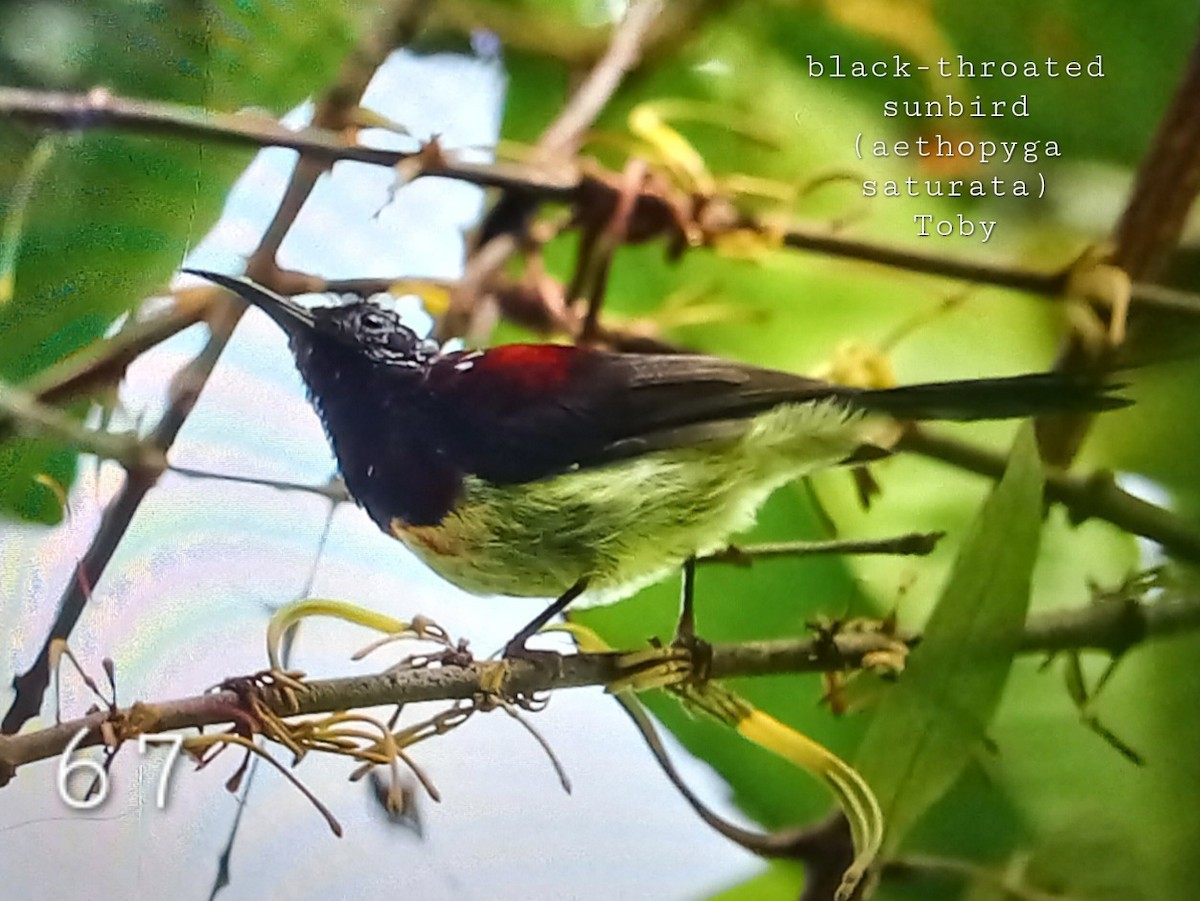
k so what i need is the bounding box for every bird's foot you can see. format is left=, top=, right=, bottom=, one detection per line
left=498, top=579, right=591, bottom=670
left=473, top=642, right=563, bottom=711
left=606, top=632, right=713, bottom=694
left=501, top=637, right=566, bottom=675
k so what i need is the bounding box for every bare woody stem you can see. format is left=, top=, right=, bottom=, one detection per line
left=2, top=586, right=1196, bottom=781
left=437, top=0, right=663, bottom=340
left=1036, top=28, right=1200, bottom=469
left=3, top=86, right=1200, bottom=317
left=900, top=425, right=1200, bottom=564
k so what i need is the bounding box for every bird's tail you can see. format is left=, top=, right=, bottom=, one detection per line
left=852, top=373, right=1129, bottom=422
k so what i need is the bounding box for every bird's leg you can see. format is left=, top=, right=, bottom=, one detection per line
left=674, top=556, right=698, bottom=643
left=503, top=578, right=590, bottom=659
left=599, top=560, right=704, bottom=694
left=672, top=556, right=713, bottom=681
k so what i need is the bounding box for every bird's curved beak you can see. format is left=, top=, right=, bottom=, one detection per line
left=183, top=269, right=316, bottom=338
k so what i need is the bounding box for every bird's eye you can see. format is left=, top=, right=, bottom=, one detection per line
left=359, top=309, right=387, bottom=331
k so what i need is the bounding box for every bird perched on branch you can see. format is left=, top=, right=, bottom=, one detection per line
left=188, top=271, right=1126, bottom=651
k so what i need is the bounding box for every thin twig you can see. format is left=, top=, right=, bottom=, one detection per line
left=900, top=426, right=1200, bottom=564
left=613, top=690, right=817, bottom=855
left=25, top=293, right=212, bottom=405
left=0, top=293, right=211, bottom=444
left=498, top=702, right=572, bottom=794
left=700, top=533, right=943, bottom=566
left=782, top=223, right=1068, bottom=297
left=536, top=0, right=663, bottom=160
left=436, top=0, right=664, bottom=340
left=0, top=382, right=163, bottom=472
left=167, top=465, right=351, bottom=504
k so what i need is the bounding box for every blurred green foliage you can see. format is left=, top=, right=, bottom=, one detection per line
left=0, top=0, right=373, bottom=521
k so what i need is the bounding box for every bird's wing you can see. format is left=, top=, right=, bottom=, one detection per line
left=416, top=344, right=850, bottom=483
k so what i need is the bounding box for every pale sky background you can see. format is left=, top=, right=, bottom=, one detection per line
left=0, top=51, right=766, bottom=900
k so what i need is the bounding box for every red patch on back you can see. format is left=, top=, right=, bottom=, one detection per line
left=476, top=344, right=579, bottom=392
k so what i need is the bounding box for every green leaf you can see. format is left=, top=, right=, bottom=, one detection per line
left=854, top=423, right=1043, bottom=853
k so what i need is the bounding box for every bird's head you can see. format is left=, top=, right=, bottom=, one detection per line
left=184, top=270, right=438, bottom=371
left=184, top=270, right=452, bottom=527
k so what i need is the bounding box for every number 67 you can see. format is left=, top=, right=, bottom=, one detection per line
left=58, top=728, right=183, bottom=810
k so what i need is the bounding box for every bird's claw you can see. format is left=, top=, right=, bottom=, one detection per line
left=606, top=634, right=709, bottom=694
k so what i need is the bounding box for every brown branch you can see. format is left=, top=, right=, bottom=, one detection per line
left=1110, top=29, right=1200, bottom=280
left=27, top=293, right=211, bottom=405
left=0, top=86, right=577, bottom=199
left=1039, top=26, right=1200, bottom=466
left=0, top=292, right=210, bottom=446
left=699, top=533, right=943, bottom=565
left=2, top=585, right=1196, bottom=782
left=0, top=86, right=407, bottom=166
left=536, top=0, right=663, bottom=160
left=6, top=86, right=1200, bottom=319
left=781, top=223, right=1200, bottom=318
left=782, top=224, right=1066, bottom=297
left=900, top=426, right=1200, bottom=564
left=246, top=0, right=437, bottom=290
left=436, top=0, right=663, bottom=341
left=1019, top=585, right=1200, bottom=655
